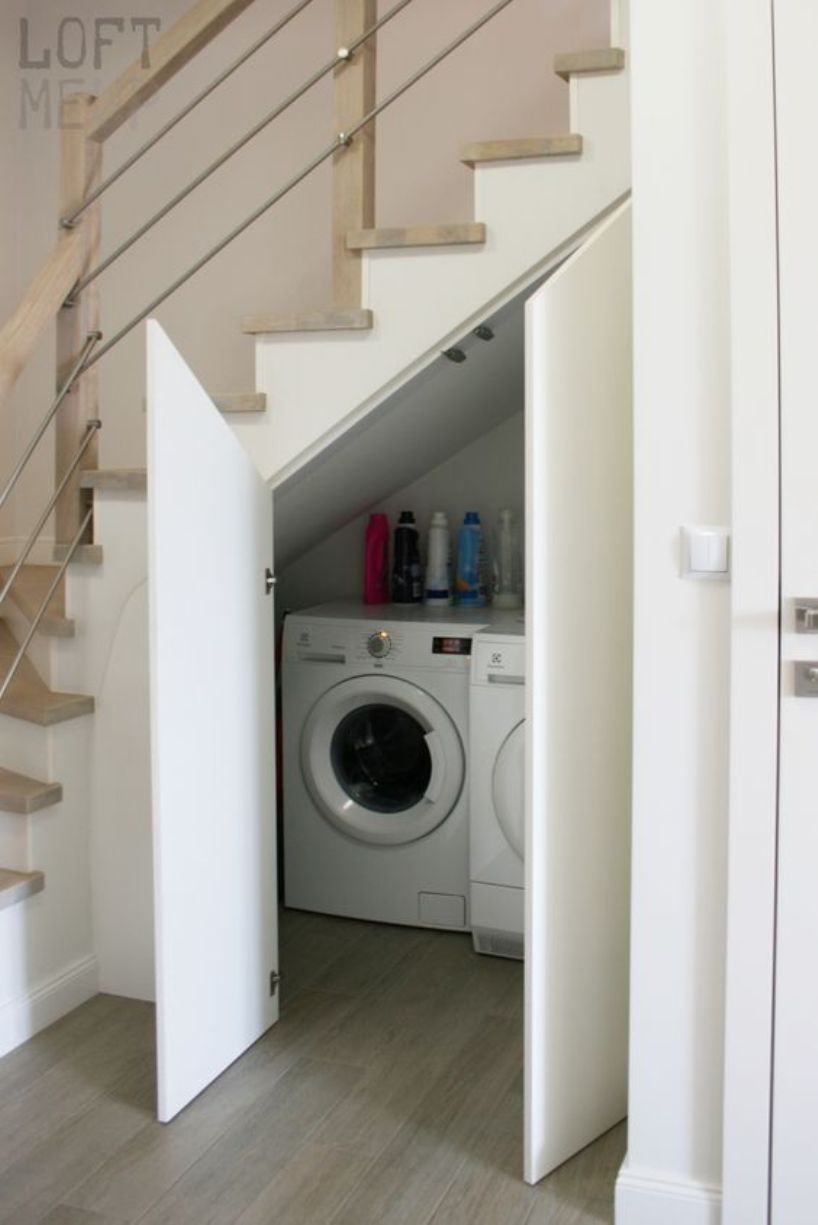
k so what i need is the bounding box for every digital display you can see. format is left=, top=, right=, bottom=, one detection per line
left=432, top=636, right=472, bottom=656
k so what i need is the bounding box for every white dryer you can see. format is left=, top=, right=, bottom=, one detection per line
left=282, top=602, right=490, bottom=930
left=469, top=618, right=526, bottom=958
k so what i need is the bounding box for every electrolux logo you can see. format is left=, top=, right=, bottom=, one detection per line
left=18, top=15, right=161, bottom=130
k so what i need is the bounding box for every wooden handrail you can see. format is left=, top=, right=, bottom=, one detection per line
left=86, top=0, right=257, bottom=144
left=0, top=232, right=85, bottom=409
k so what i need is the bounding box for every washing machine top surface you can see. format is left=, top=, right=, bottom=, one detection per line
left=287, top=601, right=494, bottom=632
left=472, top=610, right=526, bottom=641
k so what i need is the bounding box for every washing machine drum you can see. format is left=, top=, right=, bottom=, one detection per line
left=301, top=675, right=465, bottom=846
left=492, top=720, right=525, bottom=860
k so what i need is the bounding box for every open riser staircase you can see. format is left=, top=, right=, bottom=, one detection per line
left=0, top=0, right=629, bottom=1048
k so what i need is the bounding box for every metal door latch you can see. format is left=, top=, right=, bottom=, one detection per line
left=795, top=662, right=818, bottom=696
left=265, top=568, right=276, bottom=595
left=269, top=970, right=282, bottom=997
left=795, top=601, right=818, bottom=633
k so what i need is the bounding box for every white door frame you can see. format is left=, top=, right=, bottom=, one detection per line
left=721, top=2, right=780, bottom=1221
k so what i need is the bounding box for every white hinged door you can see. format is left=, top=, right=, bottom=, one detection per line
left=524, top=204, right=632, bottom=1183
left=147, top=321, right=278, bottom=1123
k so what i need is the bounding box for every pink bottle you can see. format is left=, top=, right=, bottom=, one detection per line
left=364, top=513, right=390, bottom=604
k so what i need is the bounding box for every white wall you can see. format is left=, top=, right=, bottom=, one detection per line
left=277, top=410, right=524, bottom=614
left=616, top=1, right=730, bottom=1222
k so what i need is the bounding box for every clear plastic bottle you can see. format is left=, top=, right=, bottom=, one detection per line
left=492, top=509, right=523, bottom=609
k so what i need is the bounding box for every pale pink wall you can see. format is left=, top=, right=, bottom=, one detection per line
left=3, top=0, right=607, bottom=535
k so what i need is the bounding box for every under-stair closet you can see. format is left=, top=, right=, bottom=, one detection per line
left=0, top=0, right=632, bottom=1209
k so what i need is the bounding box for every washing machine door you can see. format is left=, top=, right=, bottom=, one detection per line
left=492, top=720, right=525, bottom=860
left=301, top=675, right=465, bottom=845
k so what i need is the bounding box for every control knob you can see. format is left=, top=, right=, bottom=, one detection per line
left=367, top=630, right=391, bottom=658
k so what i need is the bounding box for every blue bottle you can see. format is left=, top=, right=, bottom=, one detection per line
left=455, top=512, right=487, bottom=606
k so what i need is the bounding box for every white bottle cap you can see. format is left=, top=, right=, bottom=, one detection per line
left=430, top=511, right=448, bottom=526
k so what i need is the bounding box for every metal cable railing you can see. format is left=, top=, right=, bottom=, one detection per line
left=0, top=0, right=518, bottom=680
left=80, top=0, right=518, bottom=372
left=0, top=420, right=101, bottom=611
left=0, top=507, right=94, bottom=703
left=61, top=0, right=316, bottom=230
left=0, top=331, right=101, bottom=514
left=67, top=0, right=415, bottom=299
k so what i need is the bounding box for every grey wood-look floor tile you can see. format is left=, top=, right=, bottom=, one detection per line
left=328, top=1014, right=523, bottom=1225
left=312, top=931, right=478, bottom=1069
left=310, top=971, right=507, bottom=1159
left=426, top=1073, right=533, bottom=1225
left=136, top=1058, right=365, bottom=1225
left=64, top=990, right=358, bottom=1223
left=0, top=1060, right=154, bottom=1225
left=279, top=913, right=375, bottom=1001
left=0, top=995, right=129, bottom=1101
left=0, top=1001, right=154, bottom=1179
left=0, top=915, right=622, bottom=1225
left=427, top=1126, right=535, bottom=1225
left=234, top=1140, right=372, bottom=1225
left=305, top=921, right=428, bottom=998
left=38, top=1207, right=127, bottom=1225
left=524, top=1192, right=615, bottom=1225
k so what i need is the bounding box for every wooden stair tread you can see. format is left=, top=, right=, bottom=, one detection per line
left=52, top=543, right=103, bottom=566
left=0, top=767, right=62, bottom=814
left=212, top=392, right=266, bottom=414
left=346, top=223, right=486, bottom=251
left=0, top=868, right=44, bottom=911
left=0, top=565, right=74, bottom=638
left=80, top=468, right=146, bottom=492
left=554, top=47, right=625, bottom=80
left=0, top=621, right=94, bottom=726
left=242, top=309, right=373, bottom=336
left=461, top=135, right=583, bottom=167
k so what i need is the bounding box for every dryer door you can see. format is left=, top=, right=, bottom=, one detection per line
left=493, top=720, right=525, bottom=859
left=301, top=675, right=464, bottom=845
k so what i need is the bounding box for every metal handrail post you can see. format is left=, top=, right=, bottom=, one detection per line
left=0, top=421, right=101, bottom=609
left=0, top=507, right=93, bottom=704
left=0, top=331, right=101, bottom=514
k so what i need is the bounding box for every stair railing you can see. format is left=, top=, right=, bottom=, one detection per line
left=0, top=0, right=519, bottom=699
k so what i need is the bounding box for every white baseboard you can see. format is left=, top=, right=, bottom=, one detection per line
left=616, top=1166, right=722, bottom=1225
left=0, top=954, right=99, bottom=1059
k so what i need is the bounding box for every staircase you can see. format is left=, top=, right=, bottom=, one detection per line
left=0, top=0, right=629, bottom=1047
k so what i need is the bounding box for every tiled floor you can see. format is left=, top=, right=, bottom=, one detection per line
left=0, top=910, right=625, bottom=1224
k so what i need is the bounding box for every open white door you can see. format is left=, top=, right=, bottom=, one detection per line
left=524, top=204, right=632, bottom=1183
left=146, top=321, right=278, bottom=1123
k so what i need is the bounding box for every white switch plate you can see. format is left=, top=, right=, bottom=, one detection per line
left=680, top=526, right=731, bottom=580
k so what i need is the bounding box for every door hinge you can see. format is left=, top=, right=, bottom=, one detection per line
left=265, top=567, right=276, bottom=595
left=269, top=970, right=282, bottom=997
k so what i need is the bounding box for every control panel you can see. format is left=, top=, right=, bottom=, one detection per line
left=286, top=619, right=477, bottom=670
left=473, top=639, right=526, bottom=685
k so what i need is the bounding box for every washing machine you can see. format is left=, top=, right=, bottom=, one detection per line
left=469, top=617, right=526, bottom=958
left=282, top=602, right=490, bottom=930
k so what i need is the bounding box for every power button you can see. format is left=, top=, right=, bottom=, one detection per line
left=367, top=630, right=391, bottom=658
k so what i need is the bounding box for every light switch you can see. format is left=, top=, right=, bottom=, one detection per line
left=680, top=526, right=730, bottom=580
